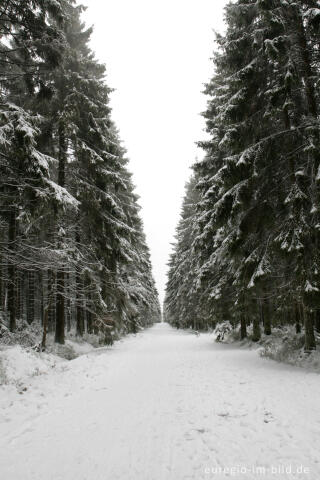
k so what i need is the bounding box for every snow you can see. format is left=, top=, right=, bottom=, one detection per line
left=0, top=346, right=60, bottom=387
left=248, top=256, right=271, bottom=289
left=305, top=8, right=320, bottom=21
left=46, top=179, right=79, bottom=207
left=1, top=323, right=320, bottom=479
left=305, top=280, right=319, bottom=293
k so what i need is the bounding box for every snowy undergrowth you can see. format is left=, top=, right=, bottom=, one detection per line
left=0, top=319, right=108, bottom=390
left=259, top=327, right=320, bottom=371
left=0, top=317, right=146, bottom=393
left=0, top=346, right=62, bottom=389
left=0, top=318, right=101, bottom=353
left=0, top=319, right=43, bottom=348
left=0, top=336, right=101, bottom=389
left=214, top=321, right=320, bottom=372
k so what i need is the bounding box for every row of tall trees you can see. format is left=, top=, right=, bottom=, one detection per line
left=0, top=1, right=160, bottom=347
left=164, top=0, right=320, bottom=351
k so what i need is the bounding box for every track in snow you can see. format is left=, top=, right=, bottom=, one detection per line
left=1, top=323, right=320, bottom=480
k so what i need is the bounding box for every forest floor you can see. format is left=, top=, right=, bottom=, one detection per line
left=1, top=323, right=320, bottom=480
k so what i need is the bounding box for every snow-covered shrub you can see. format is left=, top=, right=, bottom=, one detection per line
left=82, top=333, right=101, bottom=348
left=0, top=346, right=59, bottom=387
left=49, top=342, right=78, bottom=360
left=0, top=323, right=10, bottom=342
left=48, top=339, right=97, bottom=360
left=0, top=319, right=42, bottom=348
left=214, top=321, right=234, bottom=342
left=0, top=356, right=8, bottom=385
left=259, top=327, right=320, bottom=369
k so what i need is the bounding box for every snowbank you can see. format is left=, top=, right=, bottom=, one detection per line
left=259, top=327, right=320, bottom=371
left=0, top=338, right=97, bottom=391
left=0, top=346, right=62, bottom=388
left=214, top=322, right=320, bottom=373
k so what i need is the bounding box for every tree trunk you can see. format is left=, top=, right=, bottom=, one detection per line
left=66, top=273, right=71, bottom=332
left=87, top=304, right=93, bottom=334
left=252, top=303, right=261, bottom=342
left=48, top=270, right=56, bottom=332
left=263, top=299, right=272, bottom=335
left=15, top=269, right=21, bottom=321
left=8, top=209, right=16, bottom=332
left=42, top=291, right=53, bottom=351
left=76, top=289, right=84, bottom=336
left=240, top=313, right=247, bottom=340
left=75, top=229, right=84, bottom=336
left=42, top=273, right=55, bottom=350
left=0, top=256, right=2, bottom=311
left=55, top=269, right=65, bottom=344
left=54, top=120, right=67, bottom=344
left=302, top=303, right=316, bottom=352
left=315, top=310, right=320, bottom=335
left=27, top=270, right=35, bottom=324
left=295, top=301, right=301, bottom=334
left=41, top=305, right=49, bottom=351
left=76, top=297, right=84, bottom=336
left=40, top=271, right=44, bottom=325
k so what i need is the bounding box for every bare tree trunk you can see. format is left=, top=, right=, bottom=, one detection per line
left=55, top=120, right=67, bottom=344
left=42, top=288, right=54, bottom=351
left=240, top=313, right=247, bottom=340
left=55, top=269, right=65, bottom=344
left=40, top=271, right=44, bottom=325
left=76, top=299, right=84, bottom=336
left=15, top=269, right=21, bottom=321
left=295, top=301, right=301, bottom=334
left=8, top=209, right=16, bottom=332
left=263, top=299, right=272, bottom=335
left=66, top=273, right=71, bottom=332
left=76, top=273, right=84, bottom=336
left=27, top=270, right=35, bottom=324
left=86, top=278, right=93, bottom=334
left=302, top=303, right=316, bottom=352
left=75, top=228, right=84, bottom=336
left=252, top=302, right=261, bottom=342
left=0, top=255, right=4, bottom=311
left=41, top=305, right=49, bottom=351
left=87, top=302, right=93, bottom=334
left=48, top=270, right=56, bottom=332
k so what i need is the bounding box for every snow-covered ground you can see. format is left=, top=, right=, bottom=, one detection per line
left=1, top=323, right=320, bottom=480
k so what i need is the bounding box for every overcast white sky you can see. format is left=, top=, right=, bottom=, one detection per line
left=81, top=0, right=227, bottom=304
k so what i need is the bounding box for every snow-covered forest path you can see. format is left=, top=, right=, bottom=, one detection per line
left=1, top=323, right=320, bottom=480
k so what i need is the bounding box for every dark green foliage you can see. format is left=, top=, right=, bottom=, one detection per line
left=0, top=1, right=160, bottom=345
left=165, top=0, right=320, bottom=352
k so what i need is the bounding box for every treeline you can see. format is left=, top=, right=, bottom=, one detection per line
left=164, top=0, right=320, bottom=352
left=0, top=1, right=160, bottom=347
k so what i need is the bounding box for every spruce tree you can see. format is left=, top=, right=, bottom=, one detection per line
left=165, top=0, right=320, bottom=352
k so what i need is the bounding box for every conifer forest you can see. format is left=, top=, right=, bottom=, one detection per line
left=165, top=0, right=320, bottom=353
left=0, top=0, right=161, bottom=348
left=1, top=2, right=320, bottom=480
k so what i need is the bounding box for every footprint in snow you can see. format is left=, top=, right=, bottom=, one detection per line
left=184, top=432, right=194, bottom=441
left=195, top=428, right=207, bottom=434
left=264, top=411, right=275, bottom=423
left=217, top=412, right=248, bottom=420
left=217, top=412, right=230, bottom=418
